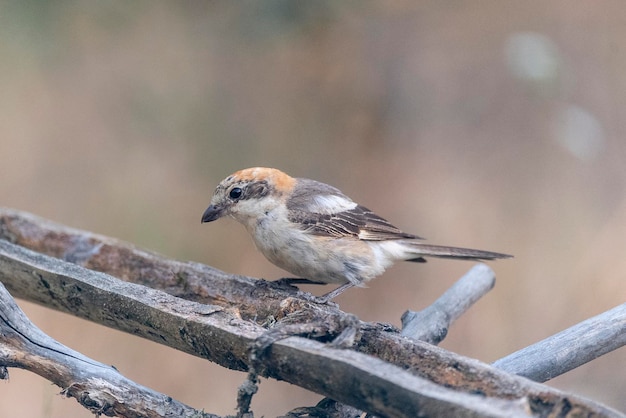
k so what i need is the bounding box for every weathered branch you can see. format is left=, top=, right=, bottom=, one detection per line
left=0, top=238, right=533, bottom=417
left=0, top=282, right=218, bottom=418
left=493, top=303, right=626, bottom=382
left=401, top=263, right=496, bottom=343
left=0, top=208, right=623, bottom=417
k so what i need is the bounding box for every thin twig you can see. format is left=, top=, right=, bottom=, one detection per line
left=401, top=263, right=496, bottom=343
left=493, top=303, right=626, bottom=382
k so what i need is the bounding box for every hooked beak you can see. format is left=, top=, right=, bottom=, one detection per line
left=201, top=205, right=225, bottom=223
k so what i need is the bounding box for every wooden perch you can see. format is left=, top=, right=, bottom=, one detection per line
left=0, top=208, right=623, bottom=417
left=0, top=238, right=533, bottom=417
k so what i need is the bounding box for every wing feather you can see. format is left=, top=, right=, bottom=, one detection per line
left=284, top=179, right=512, bottom=259
left=287, top=178, right=420, bottom=241
left=289, top=204, right=420, bottom=241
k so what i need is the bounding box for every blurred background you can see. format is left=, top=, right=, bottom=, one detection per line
left=1, top=1, right=625, bottom=416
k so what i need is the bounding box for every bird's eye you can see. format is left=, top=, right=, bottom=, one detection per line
left=229, top=187, right=243, bottom=200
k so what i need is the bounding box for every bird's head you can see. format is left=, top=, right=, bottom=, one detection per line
left=201, top=167, right=296, bottom=226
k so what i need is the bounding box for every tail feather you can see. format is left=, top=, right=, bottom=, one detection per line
left=404, top=243, right=512, bottom=263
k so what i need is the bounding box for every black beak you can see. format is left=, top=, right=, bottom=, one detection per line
left=201, top=205, right=224, bottom=223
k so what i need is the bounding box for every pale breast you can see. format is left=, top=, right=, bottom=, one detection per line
left=250, top=211, right=381, bottom=285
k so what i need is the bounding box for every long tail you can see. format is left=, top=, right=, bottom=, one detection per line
left=404, top=243, right=513, bottom=263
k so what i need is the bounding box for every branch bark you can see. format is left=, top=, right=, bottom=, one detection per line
left=0, top=208, right=623, bottom=417
left=0, top=282, right=218, bottom=418
left=0, top=238, right=533, bottom=417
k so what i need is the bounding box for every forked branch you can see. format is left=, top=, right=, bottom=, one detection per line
left=0, top=208, right=623, bottom=417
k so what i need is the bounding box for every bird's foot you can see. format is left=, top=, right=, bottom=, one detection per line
left=275, top=277, right=327, bottom=286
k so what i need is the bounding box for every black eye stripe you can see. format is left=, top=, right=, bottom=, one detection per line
left=245, top=181, right=269, bottom=199
left=225, top=180, right=269, bottom=202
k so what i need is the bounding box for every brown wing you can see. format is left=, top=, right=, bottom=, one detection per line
left=289, top=205, right=421, bottom=241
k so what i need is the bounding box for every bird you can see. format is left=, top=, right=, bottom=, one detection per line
left=201, top=167, right=512, bottom=301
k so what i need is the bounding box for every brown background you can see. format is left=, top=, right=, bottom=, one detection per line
left=1, top=2, right=625, bottom=416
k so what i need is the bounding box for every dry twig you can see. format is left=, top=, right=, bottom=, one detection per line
left=401, top=263, right=496, bottom=344
left=493, top=303, right=626, bottom=382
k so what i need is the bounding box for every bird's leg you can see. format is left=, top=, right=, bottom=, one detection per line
left=315, top=283, right=355, bottom=304
left=273, top=279, right=354, bottom=304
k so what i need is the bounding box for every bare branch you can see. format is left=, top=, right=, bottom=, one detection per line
left=0, top=208, right=622, bottom=417
left=0, top=238, right=532, bottom=417
left=401, top=263, right=495, bottom=343
left=0, top=282, right=218, bottom=418
left=493, top=303, right=626, bottom=382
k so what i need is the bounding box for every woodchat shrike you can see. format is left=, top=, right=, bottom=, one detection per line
left=202, top=167, right=511, bottom=301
